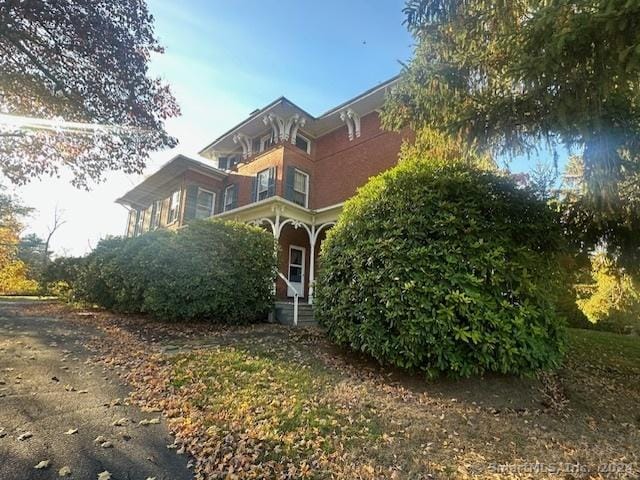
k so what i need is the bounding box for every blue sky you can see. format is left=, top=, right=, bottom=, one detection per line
left=15, top=0, right=555, bottom=255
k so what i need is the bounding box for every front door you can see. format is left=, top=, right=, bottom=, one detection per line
left=287, top=245, right=305, bottom=297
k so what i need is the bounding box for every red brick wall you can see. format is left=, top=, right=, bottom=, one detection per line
left=312, top=111, right=409, bottom=208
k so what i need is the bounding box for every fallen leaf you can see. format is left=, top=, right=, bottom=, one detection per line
left=17, top=431, right=33, bottom=441
left=34, top=460, right=50, bottom=469
left=112, top=417, right=127, bottom=426
left=97, top=471, right=112, bottom=480
left=139, top=417, right=160, bottom=426
left=63, top=428, right=78, bottom=435
left=58, top=466, right=72, bottom=476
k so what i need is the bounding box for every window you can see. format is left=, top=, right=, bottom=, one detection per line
left=134, top=209, right=144, bottom=236
left=223, top=185, right=237, bottom=212
left=260, top=134, right=275, bottom=152
left=168, top=190, right=181, bottom=224
left=294, top=134, right=311, bottom=154
left=150, top=200, right=162, bottom=230
left=292, top=169, right=309, bottom=207
left=218, top=155, right=238, bottom=170
left=256, top=168, right=271, bottom=201
left=195, top=188, right=215, bottom=219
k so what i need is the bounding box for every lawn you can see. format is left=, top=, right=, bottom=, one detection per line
left=162, top=327, right=639, bottom=479
left=19, top=301, right=638, bottom=479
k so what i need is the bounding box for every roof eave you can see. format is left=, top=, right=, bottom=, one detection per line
left=116, top=154, right=227, bottom=207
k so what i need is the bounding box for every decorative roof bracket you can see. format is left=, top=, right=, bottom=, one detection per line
left=233, top=133, right=253, bottom=159
left=339, top=108, right=361, bottom=141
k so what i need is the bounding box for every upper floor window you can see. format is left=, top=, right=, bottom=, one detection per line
left=195, top=188, right=215, bottom=219
left=223, top=184, right=237, bottom=211
left=259, top=134, right=275, bottom=153
left=255, top=167, right=276, bottom=201
left=292, top=169, right=309, bottom=207
left=294, top=134, right=311, bottom=155
left=168, top=190, right=181, bottom=224
left=218, top=155, right=239, bottom=170
left=150, top=200, right=162, bottom=230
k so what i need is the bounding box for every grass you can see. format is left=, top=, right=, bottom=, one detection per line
left=166, top=327, right=639, bottom=479
left=0, top=295, right=57, bottom=302
left=170, top=341, right=384, bottom=470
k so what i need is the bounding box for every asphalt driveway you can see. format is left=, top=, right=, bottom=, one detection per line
left=0, top=299, right=193, bottom=480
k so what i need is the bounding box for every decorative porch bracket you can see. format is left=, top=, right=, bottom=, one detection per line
left=249, top=211, right=335, bottom=304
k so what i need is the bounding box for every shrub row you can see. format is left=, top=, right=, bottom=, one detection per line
left=64, top=220, right=276, bottom=323
left=315, top=159, right=566, bottom=378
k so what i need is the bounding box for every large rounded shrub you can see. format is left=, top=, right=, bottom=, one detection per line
left=315, top=159, right=566, bottom=378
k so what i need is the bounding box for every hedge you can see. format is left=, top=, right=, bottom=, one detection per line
left=314, top=158, right=566, bottom=378
left=73, top=220, right=276, bottom=323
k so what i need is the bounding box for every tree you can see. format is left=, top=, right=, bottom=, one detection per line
left=0, top=187, right=30, bottom=267
left=0, top=0, right=180, bottom=188
left=42, top=206, right=66, bottom=264
left=529, top=161, right=559, bottom=202
left=0, top=188, right=38, bottom=294
left=17, top=233, right=46, bottom=280
left=384, top=0, right=640, bottom=212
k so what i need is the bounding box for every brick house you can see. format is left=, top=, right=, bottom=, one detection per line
left=117, top=77, right=410, bottom=320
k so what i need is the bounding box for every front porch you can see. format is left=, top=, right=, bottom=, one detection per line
left=214, top=196, right=341, bottom=312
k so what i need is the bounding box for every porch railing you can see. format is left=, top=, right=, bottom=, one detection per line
left=277, top=272, right=299, bottom=326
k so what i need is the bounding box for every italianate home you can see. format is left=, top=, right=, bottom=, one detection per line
left=117, top=77, right=410, bottom=321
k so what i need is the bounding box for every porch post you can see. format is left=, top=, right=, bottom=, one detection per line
left=307, top=222, right=336, bottom=305
left=273, top=209, right=281, bottom=297
left=308, top=225, right=316, bottom=305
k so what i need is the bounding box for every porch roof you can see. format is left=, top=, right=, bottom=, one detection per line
left=214, top=195, right=344, bottom=226
left=116, top=155, right=227, bottom=208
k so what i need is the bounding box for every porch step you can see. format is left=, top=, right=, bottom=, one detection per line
left=274, top=301, right=316, bottom=326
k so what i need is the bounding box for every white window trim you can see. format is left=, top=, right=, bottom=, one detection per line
left=256, top=168, right=270, bottom=201
left=223, top=185, right=236, bottom=212
left=195, top=187, right=216, bottom=219
left=295, top=133, right=311, bottom=154
left=168, top=190, right=181, bottom=225
left=293, top=168, right=309, bottom=208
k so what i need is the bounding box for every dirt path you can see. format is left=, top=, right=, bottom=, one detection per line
left=0, top=299, right=193, bottom=480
